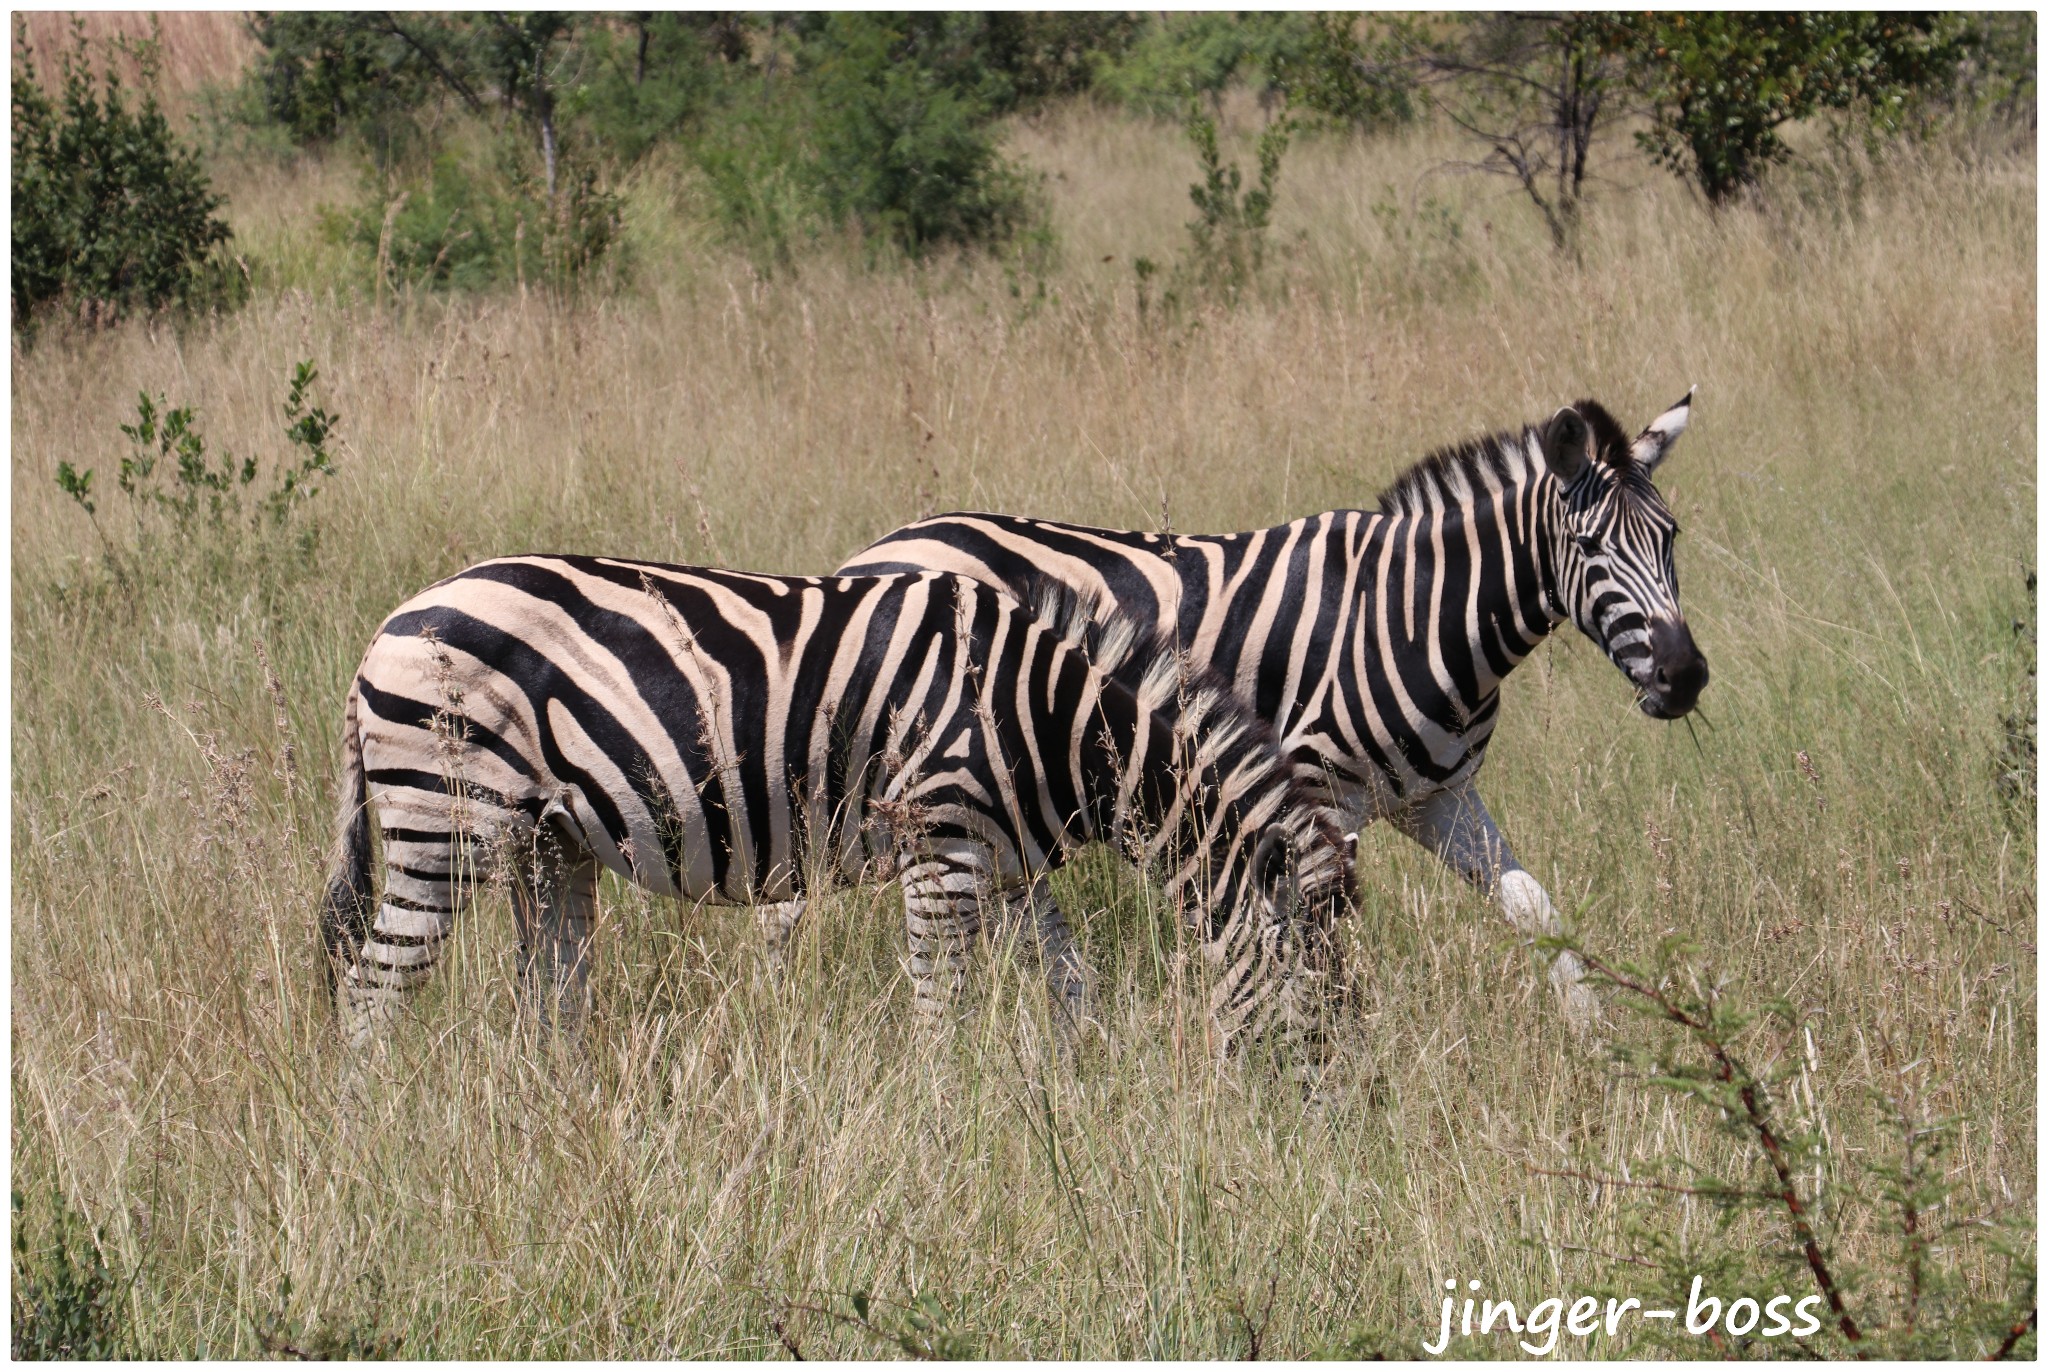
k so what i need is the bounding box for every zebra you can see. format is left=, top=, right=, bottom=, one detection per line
left=321, top=556, right=1355, bottom=1061
left=838, top=392, right=1708, bottom=1028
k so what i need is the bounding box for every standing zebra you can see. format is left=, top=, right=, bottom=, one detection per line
left=839, top=393, right=1708, bottom=1027
left=322, top=557, right=1354, bottom=1059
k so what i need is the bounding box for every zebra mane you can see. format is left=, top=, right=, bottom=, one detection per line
left=1374, top=399, right=1634, bottom=517
left=1023, top=576, right=1219, bottom=717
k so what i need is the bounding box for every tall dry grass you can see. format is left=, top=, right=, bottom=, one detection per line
left=10, top=102, right=2036, bottom=1356
left=10, top=10, right=257, bottom=123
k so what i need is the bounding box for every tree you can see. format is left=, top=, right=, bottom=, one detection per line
left=1614, top=13, right=1974, bottom=205
left=251, top=12, right=584, bottom=195
left=1407, top=14, right=1630, bottom=254
left=1265, top=13, right=1417, bottom=133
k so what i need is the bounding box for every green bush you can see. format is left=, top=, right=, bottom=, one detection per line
left=54, top=360, right=340, bottom=593
left=10, top=19, right=240, bottom=330
left=797, top=13, right=1040, bottom=256
left=336, top=147, right=623, bottom=294
left=250, top=11, right=437, bottom=153
left=1093, top=13, right=1319, bottom=117
left=690, top=92, right=828, bottom=268
left=1616, top=13, right=1975, bottom=204
left=11, top=1189, right=132, bottom=1360
left=565, top=15, right=727, bottom=165
left=1264, top=13, right=1418, bottom=132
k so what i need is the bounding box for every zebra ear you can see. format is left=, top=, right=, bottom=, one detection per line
left=1541, top=407, right=1592, bottom=484
left=1632, top=387, right=1694, bottom=474
left=1252, top=828, right=1299, bottom=917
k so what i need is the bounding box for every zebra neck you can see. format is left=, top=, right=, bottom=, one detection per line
left=1375, top=473, right=1568, bottom=703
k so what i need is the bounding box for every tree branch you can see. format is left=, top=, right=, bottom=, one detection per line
left=1572, top=945, right=1866, bottom=1353
left=375, top=13, right=484, bottom=114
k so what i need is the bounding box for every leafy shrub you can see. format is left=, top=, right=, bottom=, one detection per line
left=1264, top=13, right=1418, bottom=132
left=11, top=1188, right=132, bottom=1360
left=564, top=15, right=728, bottom=165
left=1135, top=108, right=1290, bottom=319
left=247, top=11, right=441, bottom=164
left=10, top=18, right=240, bottom=331
left=689, top=93, right=827, bottom=269
left=336, top=148, right=623, bottom=294
left=1092, top=13, right=1321, bottom=117
left=55, top=361, right=340, bottom=589
left=797, top=13, right=1041, bottom=256
left=1616, top=13, right=1975, bottom=204
left=977, top=13, right=1145, bottom=110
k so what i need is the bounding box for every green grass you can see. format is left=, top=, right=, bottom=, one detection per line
left=10, top=100, right=2035, bottom=1357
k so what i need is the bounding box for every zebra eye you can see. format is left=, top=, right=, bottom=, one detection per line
left=1575, top=534, right=1602, bottom=556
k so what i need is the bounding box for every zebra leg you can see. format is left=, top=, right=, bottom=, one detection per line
left=337, top=815, right=483, bottom=1048
left=899, top=846, right=987, bottom=1019
left=755, top=899, right=807, bottom=976
left=510, top=830, right=599, bottom=1037
left=1390, top=780, right=1599, bottom=1032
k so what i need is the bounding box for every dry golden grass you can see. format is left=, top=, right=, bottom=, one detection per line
left=10, top=102, right=2036, bottom=1356
left=11, top=10, right=257, bottom=122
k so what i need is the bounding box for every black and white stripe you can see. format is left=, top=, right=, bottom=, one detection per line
left=321, top=559, right=1354, bottom=1057
left=838, top=394, right=1707, bottom=1023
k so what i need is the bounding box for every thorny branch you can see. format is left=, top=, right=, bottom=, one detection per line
left=1568, top=944, right=1866, bottom=1352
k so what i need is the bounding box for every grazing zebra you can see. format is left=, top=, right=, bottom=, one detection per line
left=321, top=557, right=1354, bottom=1060
left=839, top=393, right=1709, bottom=1027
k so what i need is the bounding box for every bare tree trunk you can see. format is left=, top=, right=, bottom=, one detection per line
left=535, top=42, right=557, bottom=202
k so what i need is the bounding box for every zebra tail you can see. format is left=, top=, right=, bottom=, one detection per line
left=319, top=677, right=374, bottom=1002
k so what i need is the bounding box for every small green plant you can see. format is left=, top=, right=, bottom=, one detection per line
left=11, top=17, right=241, bottom=332
left=774, top=1287, right=979, bottom=1359
left=54, top=361, right=341, bottom=585
left=250, top=1273, right=403, bottom=1360
left=11, top=1188, right=132, bottom=1360
left=1997, top=570, right=2036, bottom=821
left=1541, top=933, right=2037, bottom=1359
left=1137, top=107, right=1290, bottom=319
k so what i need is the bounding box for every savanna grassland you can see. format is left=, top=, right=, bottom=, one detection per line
left=11, top=57, right=2038, bottom=1360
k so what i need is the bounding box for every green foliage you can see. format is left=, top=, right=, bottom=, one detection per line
left=11, top=19, right=240, bottom=331
left=688, top=92, right=824, bottom=269
left=248, top=11, right=444, bottom=161
left=1948, top=12, right=2038, bottom=123
left=1547, top=933, right=2038, bottom=1358
left=11, top=1189, right=132, bottom=1360
left=1616, top=13, right=1975, bottom=204
left=54, top=361, right=340, bottom=588
left=1138, top=107, right=1290, bottom=320
left=250, top=1273, right=403, bottom=1360
left=1093, top=13, right=1315, bottom=117
left=795, top=13, right=1041, bottom=256
left=564, top=15, right=725, bottom=165
left=1264, top=13, right=1417, bottom=132
left=1184, top=108, right=1287, bottom=296
left=337, top=148, right=622, bottom=294
left=978, top=13, right=1145, bottom=110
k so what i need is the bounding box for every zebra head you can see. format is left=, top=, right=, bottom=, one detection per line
left=1539, top=392, right=1709, bottom=720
